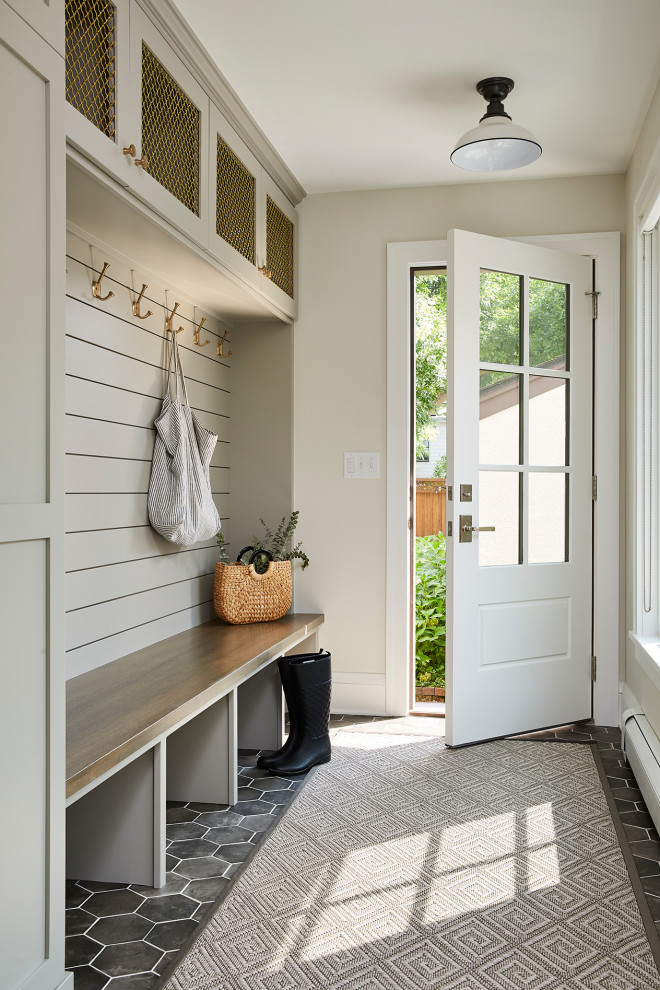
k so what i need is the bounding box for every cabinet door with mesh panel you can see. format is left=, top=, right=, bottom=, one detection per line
left=127, top=3, right=209, bottom=246
left=259, top=171, right=297, bottom=320
left=209, top=106, right=263, bottom=294
left=65, top=0, right=133, bottom=186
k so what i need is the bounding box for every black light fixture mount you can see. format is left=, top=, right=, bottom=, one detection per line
left=476, top=76, right=515, bottom=120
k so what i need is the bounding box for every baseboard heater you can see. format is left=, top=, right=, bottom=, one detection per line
left=622, top=708, right=660, bottom=831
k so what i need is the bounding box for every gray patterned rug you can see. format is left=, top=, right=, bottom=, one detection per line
left=164, top=732, right=660, bottom=989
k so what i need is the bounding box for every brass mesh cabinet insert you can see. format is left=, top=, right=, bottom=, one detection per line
left=141, top=43, right=200, bottom=215
left=216, top=136, right=256, bottom=264
left=266, top=195, right=294, bottom=298
left=65, top=0, right=116, bottom=138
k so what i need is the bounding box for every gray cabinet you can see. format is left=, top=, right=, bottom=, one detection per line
left=65, top=0, right=298, bottom=321
left=0, top=3, right=69, bottom=989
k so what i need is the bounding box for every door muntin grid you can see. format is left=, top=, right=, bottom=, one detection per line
left=266, top=196, right=294, bottom=298
left=479, top=272, right=570, bottom=567
left=141, top=43, right=200, bottom=216
left=65, top=0, right=116, bottom=139
left=216, top=136, right=255, bottom=264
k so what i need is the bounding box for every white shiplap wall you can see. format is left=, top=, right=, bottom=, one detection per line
left=65, top=230, right=231, bottom=678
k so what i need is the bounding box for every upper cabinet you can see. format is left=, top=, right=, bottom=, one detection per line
left=127, top=4, right=209, bottom=246
left=65, top=0, right=132, bottom=186
left=210, top=111, right=296, bottom=317
left=65, top=0, right=298, bottom=322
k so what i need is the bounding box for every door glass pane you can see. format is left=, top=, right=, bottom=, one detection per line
left=529, top=377, right=568, bottom=466
left=478, top=472, right=521, bottom=567
left=529, top=473, right=567, bottom=563
left=479, top=372, right=521, bottom=465
left=529, top=278, right=568, bottom=369
left=480, top=271, right=522, bottom=366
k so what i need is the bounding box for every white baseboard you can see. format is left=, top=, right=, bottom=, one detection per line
left=331, top=673, right=387, bottom=716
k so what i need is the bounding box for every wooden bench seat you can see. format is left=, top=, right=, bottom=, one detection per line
left=65, top=612, right=323, bottom=887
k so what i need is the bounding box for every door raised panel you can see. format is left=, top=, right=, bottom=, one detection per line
left=0, top=35, right=48, bottom=503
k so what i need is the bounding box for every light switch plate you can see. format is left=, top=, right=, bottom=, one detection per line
left=344, top=452, right=380, bottom=479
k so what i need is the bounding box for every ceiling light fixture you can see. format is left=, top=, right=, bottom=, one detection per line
left=450, top=77, right=542, bottom=172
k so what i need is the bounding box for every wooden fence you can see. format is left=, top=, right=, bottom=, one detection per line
left=415, top=478, right=447, bottom=537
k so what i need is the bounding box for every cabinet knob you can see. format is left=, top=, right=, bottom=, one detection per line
left=122, top=144, right=137, bottom=158
left=258, top=265, right=272, bottom=279
left=135, top=155, right=149, bottom=170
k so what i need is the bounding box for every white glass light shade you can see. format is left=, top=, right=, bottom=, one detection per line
left=451, top=114, right=542, bottom=171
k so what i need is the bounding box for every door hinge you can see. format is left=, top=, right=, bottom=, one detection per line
left=447, top=521, right=453, bottom=537
left=585, top=289, right=600, bottom=320
left=592, top=476, right=597, bottom=500
left=408, top=517, right=412, bottom=530
left=591, top=655, right=597, bottom=681
left=448, top=485, right=453, bottom=501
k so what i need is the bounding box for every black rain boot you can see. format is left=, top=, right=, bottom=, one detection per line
left=269, top=651, right=332, bottom=775
left=256, top=651, right=324, bottom=770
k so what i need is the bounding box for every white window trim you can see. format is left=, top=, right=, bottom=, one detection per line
left=386, top=232, right=621, bottom=726
left=630, top=151, right=660, bottom=672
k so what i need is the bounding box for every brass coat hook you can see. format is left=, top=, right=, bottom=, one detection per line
left=165, top=302, right=183, bottom=335
left=193, top=316, right=210, bottom=348
left=92, top=262, right=114, bottom=301
left=132, top=283, right=153, bottom=320
left=217, top=329, right=232, bottom=358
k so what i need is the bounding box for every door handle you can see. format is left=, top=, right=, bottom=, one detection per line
left=459, top=515, right=496, bottom=543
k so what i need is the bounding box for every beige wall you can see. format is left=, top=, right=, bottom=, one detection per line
left=294, top=174, right=625, bottom=693
left=625, top=77, right=660, bottom=707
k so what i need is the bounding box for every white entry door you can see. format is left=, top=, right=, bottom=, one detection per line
left=446, top=230, right=593, bottom=746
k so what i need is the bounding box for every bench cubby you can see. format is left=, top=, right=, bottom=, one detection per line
left=66, top=613, right=323, bottom=888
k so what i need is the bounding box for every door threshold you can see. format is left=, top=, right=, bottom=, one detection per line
left=410, top=701, right=445, bottom=717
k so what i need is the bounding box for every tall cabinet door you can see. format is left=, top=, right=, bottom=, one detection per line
left=0, top=5, right=69, bottom=990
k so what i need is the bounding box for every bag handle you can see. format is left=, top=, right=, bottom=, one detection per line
left=163, top=326, right=191, bottom=408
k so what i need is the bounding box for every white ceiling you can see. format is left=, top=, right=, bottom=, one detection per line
left=174, top=0, right=660, bottom=195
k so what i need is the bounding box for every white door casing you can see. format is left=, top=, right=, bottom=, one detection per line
left=446, top=230, right=592, bottom=746
left=385, top=232, right=619, bottom=727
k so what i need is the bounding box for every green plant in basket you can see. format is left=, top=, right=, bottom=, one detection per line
left=216, top=510, right=309, bottom=574
left=415, top=532, right=446, bottom=688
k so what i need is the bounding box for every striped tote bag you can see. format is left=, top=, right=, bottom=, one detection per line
left=148, top=330, right=221, bottom=546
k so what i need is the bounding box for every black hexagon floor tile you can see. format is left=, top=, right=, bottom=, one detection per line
left=130, top=874, right=189, bottom=899
left=173, top=856, right=228, bottom=880
left=65, top=934, right=102, bottom=968
left=88, top=914, right=154, bottom=946
left=66, top=907, right=96, bottom=936
left=138, top=894, right=198, bottom=924
left=93, top=940, right=162, bottom=978
left=69, top=965, right=108, bottom=990
left=84, top=889, right=145, bottom=919
left=145, top=919, right=198, bottom=952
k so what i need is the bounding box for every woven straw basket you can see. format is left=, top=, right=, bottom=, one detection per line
left=213, top=560, right=292, bottom=624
